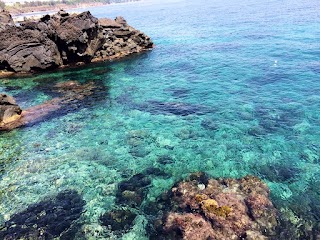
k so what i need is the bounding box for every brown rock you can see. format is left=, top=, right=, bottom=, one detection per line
left=98, top=18, right=122, bottom=28
left=0, top=94, right=22, bottom=124
left=115, top=16, right=128, bottom=26
left=150, top=174, right=278, bottom=240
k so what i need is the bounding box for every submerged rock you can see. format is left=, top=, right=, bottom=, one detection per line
left=0, top=190, right=85, bottom=239
left=116, top=173, right=151, bottom=207
left=0, top=10, right=153, bottom=75
left=148, top=173, right=278, bottom=240
left=100, top=208, right=137, bottom=233
left=0, top=94, right=22, bottom=125
left=0, top=80, right=104, bottom=131
left=137, top=100, right=208, bottom=116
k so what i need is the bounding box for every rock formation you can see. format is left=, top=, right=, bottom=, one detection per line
left=149, top=172, right=278, bottom=240
left=0, top=10, right=153, bottom=75
left=0, top=94, right=22, bottom=125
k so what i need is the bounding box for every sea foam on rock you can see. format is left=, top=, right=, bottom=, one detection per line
left=0, top=10, right=153, bottom=74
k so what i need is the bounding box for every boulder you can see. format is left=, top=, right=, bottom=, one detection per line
left=149, top=173, right=278, bottom=240
left=0, top=94, right=22, bottom=124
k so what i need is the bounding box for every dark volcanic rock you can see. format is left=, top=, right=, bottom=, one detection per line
left=0, top=10, right=153, bottom=74
left=0, top=26, right=62, bottom=72
left=0, top=190, right=85, bottom=239
left=49, top=11, right=102, bottom=64
left=0, top=94, right=22, bottom=125
left=93, top=15, right=153, bottom=61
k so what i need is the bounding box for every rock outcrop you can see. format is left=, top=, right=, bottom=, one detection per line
left=0, top=10, right=153, bottom=75
left=0, top=94, right=22, bottom=125
left=149, top=173, right=278, bottom=240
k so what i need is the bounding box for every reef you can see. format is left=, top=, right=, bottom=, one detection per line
left=148, top=172, right=278, bottom=240
left=0, top=9, right=153, bottom=75
left=0, top=190, right=85, bottom=239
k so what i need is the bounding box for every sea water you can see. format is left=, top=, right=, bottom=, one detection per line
left=0, top=0, right=319, bottom=238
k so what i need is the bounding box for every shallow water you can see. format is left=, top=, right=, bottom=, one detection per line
left=1, top=0, right=320, bottom=238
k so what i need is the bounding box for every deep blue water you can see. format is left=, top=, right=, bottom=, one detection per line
left=0, top=0, right=320, bottom=238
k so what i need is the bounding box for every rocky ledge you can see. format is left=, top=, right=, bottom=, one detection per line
left=0, top=9, right=153, bottom=75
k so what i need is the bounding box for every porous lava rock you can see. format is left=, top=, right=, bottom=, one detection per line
left=149, top=172, right=278, bottom=240
left=0, top=10, right=153, bottom=74
left=0, top=26, right=62, bottom=72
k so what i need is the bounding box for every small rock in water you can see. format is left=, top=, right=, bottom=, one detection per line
left=116, top=173, right=151, bottom=207
left=129, top=146, right=150, bottom=158
left=0, top=94, right=22, bottom=125
left=100, top=208, right=137, bottom=233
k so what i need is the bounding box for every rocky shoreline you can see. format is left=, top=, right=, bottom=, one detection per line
left=0, top=9, right=153, bottom=76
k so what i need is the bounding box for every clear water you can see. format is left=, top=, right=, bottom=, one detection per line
left=1, top=0, right=320, bottom=238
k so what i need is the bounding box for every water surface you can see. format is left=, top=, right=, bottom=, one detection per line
left=1, top=0, right=320, bottom=238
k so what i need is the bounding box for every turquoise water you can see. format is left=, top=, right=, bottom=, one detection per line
left=1, top=0, right=320, bottom=238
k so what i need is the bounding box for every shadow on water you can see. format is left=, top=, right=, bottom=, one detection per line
left=0, top=190, right=85, bottom=239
